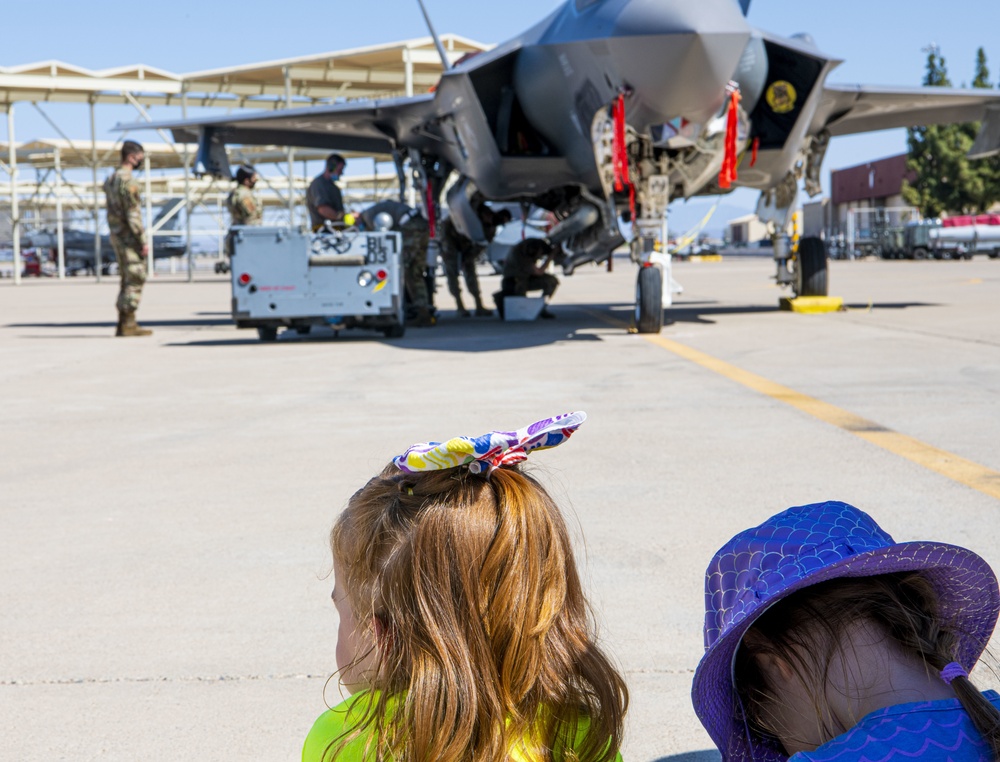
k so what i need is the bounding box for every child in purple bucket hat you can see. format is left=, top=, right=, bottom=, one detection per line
left=691, top=501, right=1000, bottom=761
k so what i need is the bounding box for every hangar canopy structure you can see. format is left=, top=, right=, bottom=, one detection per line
left=1, top=34, right=491, bottom=283
left=1, top=139, right=400, bottom=279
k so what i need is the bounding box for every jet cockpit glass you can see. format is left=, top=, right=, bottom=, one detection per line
left=575, top=0, right=602, bottom=11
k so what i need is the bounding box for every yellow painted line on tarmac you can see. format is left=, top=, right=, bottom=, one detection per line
left=645, top=333, right=1000, bottom=500
left=592, top=309, right=1000, bottom=501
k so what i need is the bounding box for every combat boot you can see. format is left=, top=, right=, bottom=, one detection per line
left=410, top=306, right=436, bottom=327
left=119, top=310, right=153, bottom=337
left=455, top=297, right=471, bottom=318
left=115, top=311, right=126, bottom=336
left=473, top=296, right=492, bottom=317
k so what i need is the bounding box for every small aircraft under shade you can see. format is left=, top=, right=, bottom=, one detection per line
left=16, top=198, right=188, bottom=275
left=126, top=0, right=1000, bottom=332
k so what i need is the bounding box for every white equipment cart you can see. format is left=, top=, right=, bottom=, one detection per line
left=229, top=226, right=405, bottom=341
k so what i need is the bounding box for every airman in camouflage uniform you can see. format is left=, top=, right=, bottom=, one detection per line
left=499, top=237, right=559, bottom=319
left=400, top=214, right=433, bottom=325
left=224, top=165, right=262, bottom=261
left=359, top=199, right=434, bottom=326
left=104, top=140, right=151, bottom=337
left=439, top=200, right=512, bottom=317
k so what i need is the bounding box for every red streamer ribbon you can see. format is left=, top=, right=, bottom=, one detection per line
left=612, top=94, right=637, bottom=223
left=750, top=136, right=760, bottom=168
left=718, top=90, right=742, bottom=189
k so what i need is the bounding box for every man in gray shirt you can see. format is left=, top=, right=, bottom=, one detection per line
left=307, top=153, right=347, bottom=230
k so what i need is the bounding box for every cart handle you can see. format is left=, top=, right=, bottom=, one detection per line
left=309, top=255, right=367, bottom=267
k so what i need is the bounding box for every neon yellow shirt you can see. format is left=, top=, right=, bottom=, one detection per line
left=302, top=691, right=623, bottom=762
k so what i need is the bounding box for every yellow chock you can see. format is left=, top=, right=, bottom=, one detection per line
left=689, top=254, right=724, bottom=262
left=779, top=296, right=844, bottom=313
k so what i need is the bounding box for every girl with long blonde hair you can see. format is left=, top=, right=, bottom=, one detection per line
left=304, top=412, right=628, bottom=762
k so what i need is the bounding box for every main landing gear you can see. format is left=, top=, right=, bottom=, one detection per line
left=635, top=264, right=664, bottom=334
left=795, top=237, right=829, bottom=297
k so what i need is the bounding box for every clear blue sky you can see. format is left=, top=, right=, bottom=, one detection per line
left=4, top=0, right=999, bottom=231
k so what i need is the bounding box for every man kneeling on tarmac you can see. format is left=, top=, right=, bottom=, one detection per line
left=494, top=237, right=560, bottom=319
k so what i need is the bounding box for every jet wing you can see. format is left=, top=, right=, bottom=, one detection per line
left=122, top=94, right=439, bottom=155
left=813, top=84, right=1000, bottom=144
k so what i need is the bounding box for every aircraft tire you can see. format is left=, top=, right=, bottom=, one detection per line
left=795, top=237, right=828, bottom=297
left=913, top=247, right=928, bottom=260
left=635, top=265, right=664, bottom=334
left=257, top=326, right=278, bottom=342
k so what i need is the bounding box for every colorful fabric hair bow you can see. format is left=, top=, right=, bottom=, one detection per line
left=393, top=411, right=587, bottom=475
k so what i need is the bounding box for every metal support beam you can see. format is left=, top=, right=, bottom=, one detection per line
left=89, top=98, right=101, bottom=281
left=122, top=91, right=188, bottom=161
left=182, top=86, right=193, bottom=281
left=399, top=49, right=417, bottom=210
left=7, top=104, right=21, bottom=285
left=54, top=146, right=65, bottom=279
left=283, top=66, right=296, bottom=227
left=144, top=152, right=153, bottom=278
left=403, top=48, right=414, bottom=98
left=847, top=205, right=855, bottom=259
left=217, top=196, right=224, bottom=258
left=32, top=102, right=85, bottom=155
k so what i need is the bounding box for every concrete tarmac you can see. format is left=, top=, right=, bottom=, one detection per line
left=2, top=256, right=999, bottom=761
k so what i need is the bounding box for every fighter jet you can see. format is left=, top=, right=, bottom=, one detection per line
left=126, top=0, right=1000, bottom=332
left=18, top=198, right=188, bottom=275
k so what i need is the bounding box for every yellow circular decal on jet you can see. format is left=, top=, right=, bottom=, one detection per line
left=766, top=81, right=798, bottom=114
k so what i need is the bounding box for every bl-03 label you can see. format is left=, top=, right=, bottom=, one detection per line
left=365, top=235, right=398, bottom=265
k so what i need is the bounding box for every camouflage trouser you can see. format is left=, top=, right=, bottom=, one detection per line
left=400, top=219, right=429, bottom=308
left=502, top=272, right=559, bottom=298
left=440, top=236, right=483, bottom=302
left=111, top=235, right=147, bottom=313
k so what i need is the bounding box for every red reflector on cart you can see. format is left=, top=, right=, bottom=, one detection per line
left=376, top=269, right=388, bottom=281
left=238, top=273, right=252, bottom=285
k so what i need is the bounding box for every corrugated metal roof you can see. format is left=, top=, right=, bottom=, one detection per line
left=0, top=139, right=387, bottom=170
left=0, top=35, right=491, bottom=108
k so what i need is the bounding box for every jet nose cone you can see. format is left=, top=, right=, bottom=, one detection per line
left=610, top=0, right=752, bottom=125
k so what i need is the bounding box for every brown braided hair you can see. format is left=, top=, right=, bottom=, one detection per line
left=735, top=573, right=1000, bottom=758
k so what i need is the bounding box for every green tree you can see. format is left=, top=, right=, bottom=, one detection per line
left=972, top=47, right=990, bottom=88
left=968, top=48, right=1000, bottom=212
left=903, top=48, right=1000, bottom=217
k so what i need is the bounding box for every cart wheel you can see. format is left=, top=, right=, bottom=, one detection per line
left=257, top=326, right=278, bottom=342
left=294, top=326, right=311, bottom=335
left=383, top=323, right=406, bottom=339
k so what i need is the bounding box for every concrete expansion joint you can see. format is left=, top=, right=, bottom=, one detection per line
left=625, top=667, right=695, bottom=675
left=1, top=673, right=328, bottom=687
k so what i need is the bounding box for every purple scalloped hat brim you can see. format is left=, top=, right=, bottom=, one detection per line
left=692, top=533, right=1000, bottom=762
